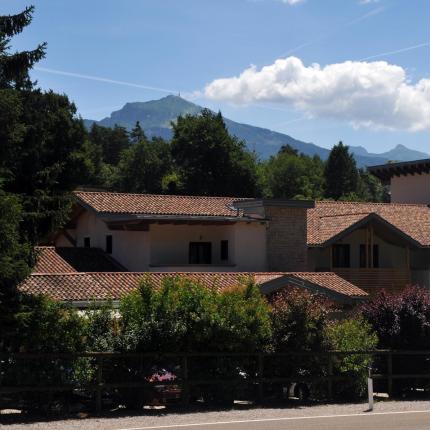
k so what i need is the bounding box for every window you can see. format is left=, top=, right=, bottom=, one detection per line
left=84, top=237, right=91, bottom=248
left=106, top=235, right=113, bottom=254
left=360, top=244, right=379, bottom=268
left=220, top=240, right=229, bottom=261
left=189, top=242, right=212, bottom=264
left=332, top=244, right=350, bottom=268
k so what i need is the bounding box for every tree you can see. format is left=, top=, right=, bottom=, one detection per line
left=116, top=137, right=172, bottom=193
left=324, top=142, right=359, bottom=200
left=263, top=150, right=324, bottom=199
left=0, top=6, right=46, bottom=89
left=0, top=189, right=33, bottom=350
left=130, top=120, right=146, bottom=144
left=171, top=109, right=259, bottom=196
left=88, top=123, right=130, bottom=165
left=1, top=90, right=87, bottom=242
left=356, top=169, right=389, bottom=202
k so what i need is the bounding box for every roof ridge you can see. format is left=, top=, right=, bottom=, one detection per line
left=74, top=190, right=250, bottom=200
left=316, top=200, right=429, bottom=208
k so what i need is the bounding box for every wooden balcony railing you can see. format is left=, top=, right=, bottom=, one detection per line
left=334, top=268, right=411, bottom=295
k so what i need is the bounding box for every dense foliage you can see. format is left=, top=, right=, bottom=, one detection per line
left=119, top=276, right=272, bottom=353
left=326, top=318, right=378, bottom=398
left=270, top=288, right=329, bottom=351
left=361, top=287, right=430, bottom=350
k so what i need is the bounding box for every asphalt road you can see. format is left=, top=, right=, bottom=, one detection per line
left=4, top=402, right=430, bottom=430
left=113, top=411, right=430, bottom=430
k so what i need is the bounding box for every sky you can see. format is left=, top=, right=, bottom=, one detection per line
left=3, top=0, right=430, bottom=153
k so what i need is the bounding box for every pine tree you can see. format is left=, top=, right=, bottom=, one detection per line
left=130, top=120, right=147, bottom=144
left=324, top=142, right=359, bottom=200
left=0, top=6, right=46, bottom=89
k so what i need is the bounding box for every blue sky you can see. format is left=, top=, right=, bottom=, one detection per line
left=3, top=0, right=430, bottom=153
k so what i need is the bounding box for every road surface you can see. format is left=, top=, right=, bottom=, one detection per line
left=3, top=401, right=430, bottom=429
left=112, top=411, right=430, bottom=430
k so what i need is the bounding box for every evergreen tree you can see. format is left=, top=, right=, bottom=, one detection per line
left=130, top=120, right=146, bottom=144
left=0, top=6, right=46, bottom=89
left=171, top=109, right=259, bottom=196
left=324, top=142, right=359, bottom=200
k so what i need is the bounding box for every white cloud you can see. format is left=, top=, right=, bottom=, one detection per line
left=281, top=0, right=305, bottom=5
left=204, top=56, right=430, bottom=132
left=359, top=0, right=379, bottom=4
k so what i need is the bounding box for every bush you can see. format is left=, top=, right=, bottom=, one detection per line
left=1, top=295, right=86, bottom=411
left=119, top=275, right=271, bottom=353
left=361, top=286, right=430, bottom=349
left=360, top=286, right=430, bottom=395
left=326, top=318, right=378, bottom=399
left=270, top=288, right=329, bottom=352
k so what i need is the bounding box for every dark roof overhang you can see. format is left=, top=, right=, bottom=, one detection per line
left=368, top=159, right=430, bottom=182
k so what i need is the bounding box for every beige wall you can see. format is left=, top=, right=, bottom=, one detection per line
left=56, top=211, right=150, bottom=271
left=309, top=227, right=408, bottom=270
left=56, top=210, right=267, bottom=272
left=149, top=222, right=266, bottom=271
left=391, top=174, right=430, bottom=204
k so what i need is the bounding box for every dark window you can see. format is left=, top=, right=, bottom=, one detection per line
left=359, top=244, right=379, bottom=268
left=220, top=240, right=229, bottom=261
left=189, top=242, right=212, bottom=264
left=359, top=244, right=367, bottom=268
left=84, top=237, right=91, bottom=248
left=332, top=244, right=350, bottom=268
left=373, top=244, right=379, bottom=268
left=106, top=235, right=113, bottom=254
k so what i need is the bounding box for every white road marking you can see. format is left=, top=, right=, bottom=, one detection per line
left=116, top=409, right=430, bottom=430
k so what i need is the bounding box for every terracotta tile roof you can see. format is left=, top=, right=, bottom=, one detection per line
left=34, top=247, right=126, bottom=273
left=34, top=247, right=77, bottom=274
left=308, top=201, right=430, bottom=246
left=19, top=271, right=366, bottom=302
left=291, top=272, right=368, bottom=298
left=74, top=191, right=248, bottom=218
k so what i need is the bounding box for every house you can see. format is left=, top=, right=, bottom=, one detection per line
left=54, top=192, right=314, bottom=273
left=306, top=201, right=430, bottom=294
left=20, top=188, right=430, bottom=305
left=369, top=159, right=430, bottom=204
left=21, top=246, right=367, bottom=306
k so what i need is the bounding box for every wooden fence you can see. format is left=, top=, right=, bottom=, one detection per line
left=1, top=350, right=430, bottom=413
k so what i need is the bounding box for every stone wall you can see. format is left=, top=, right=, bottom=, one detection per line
left=265, top=206, right=308, bottom=272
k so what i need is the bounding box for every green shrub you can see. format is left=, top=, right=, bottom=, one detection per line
left=270, top=288, right=329, bottom=352
left=119, top=275, right=271, bottom=353
left=326, top=318, right=378, bottom=399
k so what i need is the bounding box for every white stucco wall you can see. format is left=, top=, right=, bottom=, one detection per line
left=391, top=174, right=430, bottom=204
left=55, top=211, right=150, bottom=271
left=149, top=221, right=267, bottom=272
left=56, top=210, right=267, bottom=272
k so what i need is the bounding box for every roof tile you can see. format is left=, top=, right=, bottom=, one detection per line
left=75, top=191, right=248, bottom=218
left=19, top=271, right=366, bottom=302
left=308, top=201, right=430, bottom=246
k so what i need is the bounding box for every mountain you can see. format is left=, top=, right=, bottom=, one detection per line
left=84, top=95, right=430, bottom=166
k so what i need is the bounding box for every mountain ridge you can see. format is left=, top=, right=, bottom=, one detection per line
left=84, top=95, right=430, bottom=167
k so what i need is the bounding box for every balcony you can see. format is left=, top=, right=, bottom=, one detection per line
left=334, top=268, right=412, bottom=296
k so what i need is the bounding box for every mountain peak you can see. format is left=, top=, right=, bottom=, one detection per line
left=84, top=96, right=430, bottom=165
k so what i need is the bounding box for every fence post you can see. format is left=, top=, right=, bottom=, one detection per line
left=182, top=355, right=190, bottom=407
left=387, top=352, right=393, bottom=397
left=258, top=353, right=264, bottom=404
left=328, top=352, right=333, bottom=400
left=95, top=355, right=103, bottom=414
left=368, top=366, right=374, bottom=411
